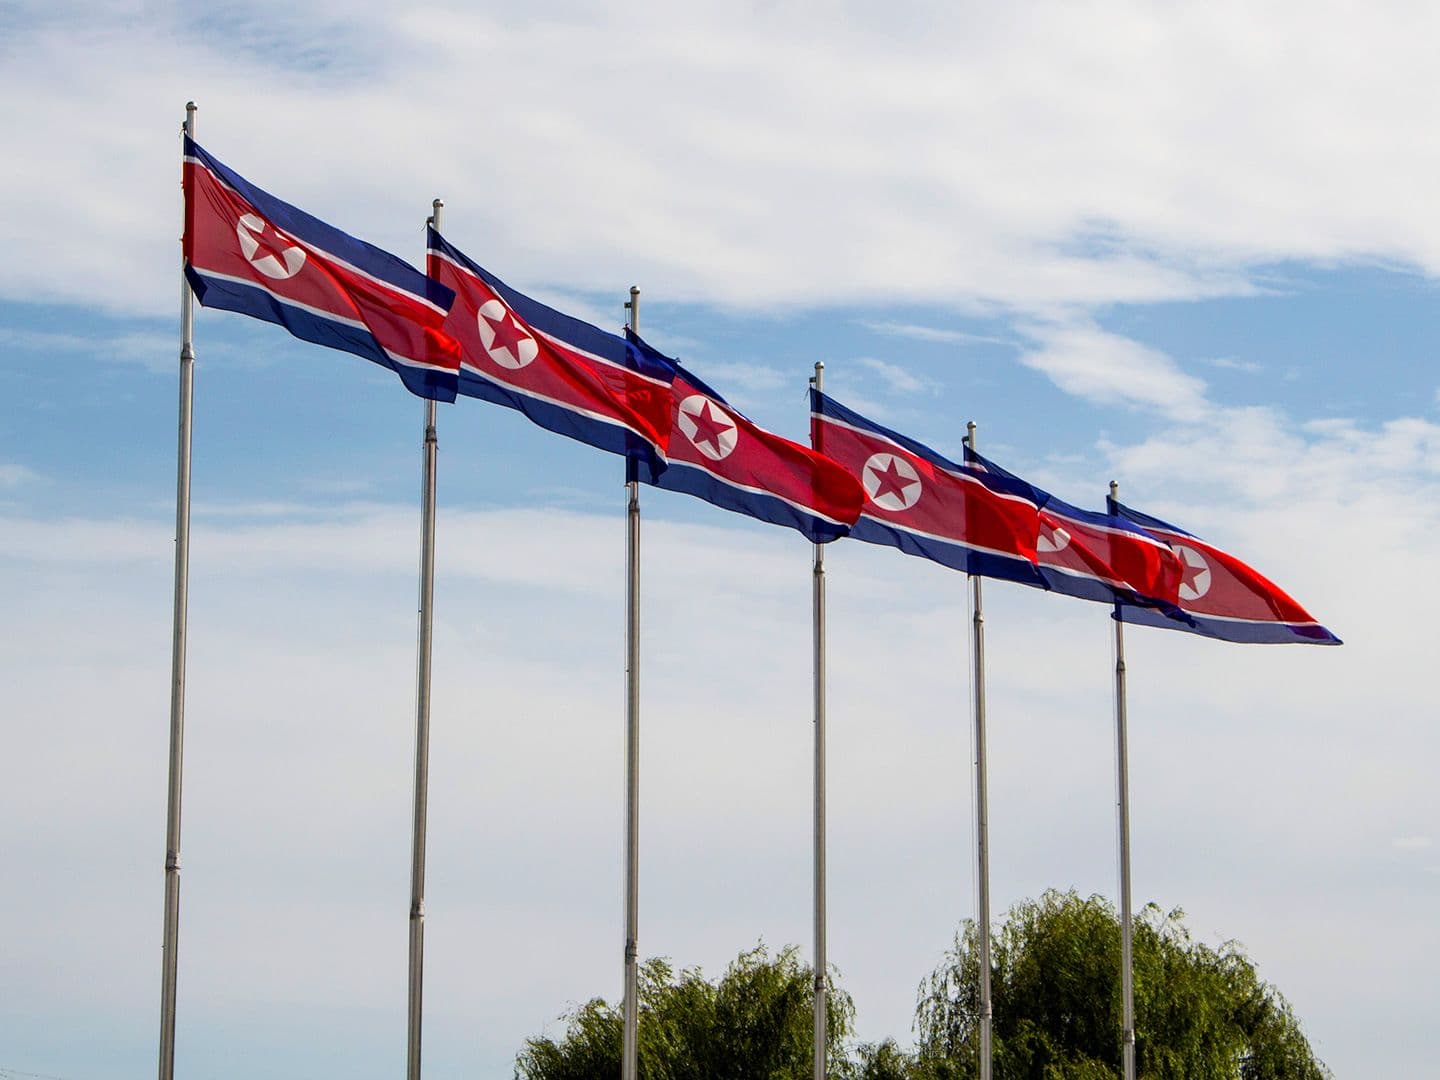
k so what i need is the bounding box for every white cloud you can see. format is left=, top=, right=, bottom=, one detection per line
left=4, top=3, right=1440, bottom=317
left=1205, top=356, right=1263, bottom=374
left=1104, top=407, right=1440, bottom=506
left=856, top=356, right=930, bottom=395
left=860, top=320, right=1014, bottom=347
left=0, top=463, right=38, bottom=488
left=4, top=4, right=1440, bottom=1077
left=3, top=453, right=1438, bottom=1076
left=684, top=359, right=789, bottom=396
left=1018, top=321, right=1211, bottom=422
left=0, top=326, right=176, bottom=374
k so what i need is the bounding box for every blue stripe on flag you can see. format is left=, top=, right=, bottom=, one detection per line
left=849, top=516, right=1046, bottom=588
left=811, top=388, right=965, bottom=472
left=185, top=269, right=456, bottom=402
left=456, top=368, right=664, bottom=465
left=638, top=459, right=850, bottom=544
left=1114, top=605, right=1340, bottom=645
left=429, top=230, right=673, bottom=382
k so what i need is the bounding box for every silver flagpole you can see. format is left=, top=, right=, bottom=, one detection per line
left=810, top=361, right=828, bottom=1080
left=158, top=99, right=197, bottom=1080
left=965, top=421, right=993, bottom=1080
left=620, top=285, right=642, bottom=1080
left=406, top=197, right=445, bottom=1080
left=1109, top=480, right=1137, bottom=1080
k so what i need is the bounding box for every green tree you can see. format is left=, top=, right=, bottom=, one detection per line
left=515, top=944, right=854, bottom=1080
left=515, top=892, right=1329, bottom=1079
left=912, top=890, right=1330, bottom=1080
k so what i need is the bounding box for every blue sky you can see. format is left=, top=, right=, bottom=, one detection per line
left=3, top=3, right=1439, bottom=1079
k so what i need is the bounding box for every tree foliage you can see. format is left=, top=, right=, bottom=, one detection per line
left=910, top=890, right=1330, bottom=1080
left=515, top=944, right=853, bottom=1080
left=515, top=892, right=1328, bottom=1080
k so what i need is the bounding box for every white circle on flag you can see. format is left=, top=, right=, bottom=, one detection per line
left=676, top=394, right=739, bottom=461
left=475, top=299, right=538, bottom=369
left=861, top=452, right=922, bottom=512
left=1037, top=519, right=1071, bottom=553
left=1174, top=544, right=1212, bottom=600
left=236, top=213, right=306, bottom=279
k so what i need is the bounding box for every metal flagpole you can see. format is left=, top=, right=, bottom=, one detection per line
left=158, top=100, right=197, bottom=1080
left=620, top=285, right=642, bottom=1080
left=1109, top=479, right=1137, bottom=1080
left=810, top=361, right=828, bottom=1080
left=965, top=421, right=993, bottom=1080
left=406, top=197, right=445, bottom=1080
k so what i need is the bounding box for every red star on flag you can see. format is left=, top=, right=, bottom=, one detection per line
left=249, top=221, right=298, bottom=263
left=1178, top=551, right=1207, bottom=593
left=482, top=307, right=531, bottom=363
left=685, top=399, right=733, bottom=453
left=868, top=458, right=917, bottom=504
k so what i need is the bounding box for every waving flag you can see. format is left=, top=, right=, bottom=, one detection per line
left=966, top=449, right=1181, bottom=610
left=183, top=137, right=460, bottom=401
left=428, top=230, right=675, bottom=466
left=811, top=390, right=1045, bottom=585
left=629, top=336, right=863, bottom=542
left=813, top=390, right=1185, bottom=611
left=1110, top=501, right=1341, bottom=645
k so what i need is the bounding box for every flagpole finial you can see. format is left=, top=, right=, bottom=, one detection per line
left=432, top=197, right=443, bottom=211
left=967, top=420, right=977, bottom=452
left=1110, top=479, right=1120, bottom=500
left=185, top=101, right=196, bottom=115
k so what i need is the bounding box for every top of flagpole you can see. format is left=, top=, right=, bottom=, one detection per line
left=625, top=285, right=639, bottom=332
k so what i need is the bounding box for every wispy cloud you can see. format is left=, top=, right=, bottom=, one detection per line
left=14, top=4, right=1440, bottom=318
left=1204, top=356, right=1262, bottom=374
left=856, top=356, right=930, bottom=395
left=5, top=450, right=1438, bottom=1077
left=1018, top=322, right=1210, bottom=423
left=634, top=328, right=704, bottom=358
left=0, top=463, right=38, bottom=488
left=859, top=320, right=1014, bottom=348
left=299, top=475, right=379, bottom=498
left=687, top=360, right=790, bottom=395
left=1103, top=405, right=1440, bottom=511
left=0, top=326, right=175, bottom=374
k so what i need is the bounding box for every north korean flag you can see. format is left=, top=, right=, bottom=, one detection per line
left=428, top=230, right=675, bottom=467
left=183, top=137, right=460, bottom=401
left=966, top=449, right=1182, bottom=610
left=1111, top=501, right=1341, bottom=645
left=811, top=390, right=1045, bottom=586
left=628, top=335, right=863, bottom=543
